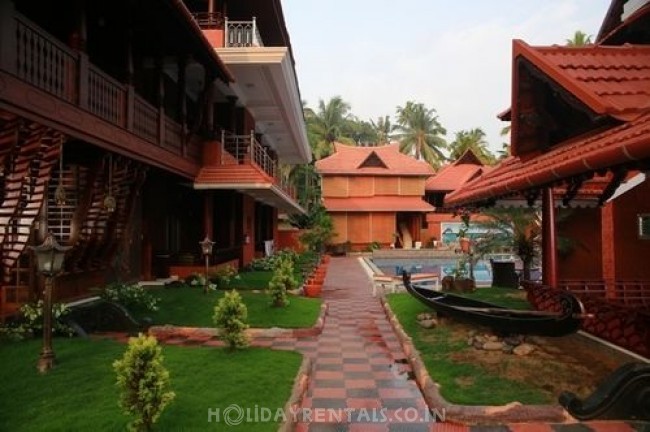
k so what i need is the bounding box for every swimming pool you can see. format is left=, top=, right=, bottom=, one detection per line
left=371, top=258, right=494, bottom=287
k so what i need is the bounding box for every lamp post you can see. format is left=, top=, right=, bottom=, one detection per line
left=199, top=236, right=214, bottom=294
left=30, top=232, right=70, bottom=373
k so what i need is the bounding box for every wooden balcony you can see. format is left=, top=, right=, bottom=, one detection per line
left=194, top=131, right=303, bottom=214
left=0, top=11, right=201, bottom=177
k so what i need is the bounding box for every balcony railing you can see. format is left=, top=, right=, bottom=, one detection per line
left=192, top=11, right=224, bottom=29
left=225, top=18, right=264, bottom=47
left=220, top=131, right=295, bottom=198
left=10, top=12, right=191, bottom=161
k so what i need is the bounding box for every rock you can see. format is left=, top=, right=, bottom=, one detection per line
left=474, top=335, right=487, bottom=345
left=502, top=344, right=514, bottom=354
left=513, top=343, right=535, bottom=356
left=503, top=335, right=523, bottom=346
left=468, top=330, right=477, bottom=338
left=483, top=341, right=504, bottom=351
left=487, top=335, right=500, bottom=342
left=473, top=340, right=484, bottom=350
left=467, top=337, right=474, bottom=346
left=417, top=313, right=433, bottom=321
left=419, top=319, right=437, bottom=329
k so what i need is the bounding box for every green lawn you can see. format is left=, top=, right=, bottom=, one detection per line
left=386, top=291, right=549, bottom=405
left=139, top=286, right=322, bottom=328
left=461, top=286, right=530, bottom=310
left=229, top=270, right=274, bottom=290
left=0, top=338, right=302, bottom=431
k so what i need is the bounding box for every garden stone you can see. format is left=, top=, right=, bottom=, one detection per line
left=504, top=335, right=523, bottom=346
left=468, top=330, right=477, bottom=338
left=474, top=335, right=486, bottom=344
left=513, top=343, right=535, bottom=356
left=483, top=341, right=504, bottom=351
left=417, top=313, right=433, bottom=321
left=419, top=319, right=437, bottom=329
left=502, top=344, right=514, bottom=354
left=487, top=335, right=499, bottom=342
left=467, top=337, right=475, bottom=346
left=473, top=340, right=484, bottom=350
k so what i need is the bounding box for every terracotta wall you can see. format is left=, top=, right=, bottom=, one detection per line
left=375, top=177, right=399, bottom=195
left=331, top=213, right=348, bottom=243
left=202, top=29, right=225, bottom=48
left=612, top=180, right=650, bottom=279
left=557, top=207, right=602, bottom=280
left=329, top=212, right=396, bottom=250
left=322, top=176, right=348, bottom=197
left=399, top=178, right=425, bottom=196
left=348, top=177, right=374, bottom=197
left=371, top=213, right=397, bottom=246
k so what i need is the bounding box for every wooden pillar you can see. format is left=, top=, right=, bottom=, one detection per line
left=542, top=187, right=558, bottom=288
left=203, top=193, right=214, bottom=239
left=601, top=203, right=616, bottom=299
left=156, top=55, right=166, bottom=146
left=208, top=0, right=215, bottom=13
left=242, top=196, right=255, bottom=266
left=0, top=0, right=17, bottom=74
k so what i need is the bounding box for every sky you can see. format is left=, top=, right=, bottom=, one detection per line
left=282, top=0, right=612, bottom=153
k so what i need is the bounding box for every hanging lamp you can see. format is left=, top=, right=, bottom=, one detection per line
left=103, top=154, right=116, bottom=213
left=54, top=142, right=66, bottom=206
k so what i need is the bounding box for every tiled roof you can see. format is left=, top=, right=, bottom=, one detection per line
left=514, top=40, right=650, bottom=121
left=425, top=149, right=487, bottom=192
left=323, top=196, right=435, bottom=212
left=315, top=143, right=435, bottom=176
left=445, top=111, right=650, bottom=207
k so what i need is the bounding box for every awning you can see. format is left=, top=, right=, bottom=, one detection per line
left=323, top=196, right=434, bottom=212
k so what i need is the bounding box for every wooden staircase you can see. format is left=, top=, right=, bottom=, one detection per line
left=0, top=114, right=64, bottom=321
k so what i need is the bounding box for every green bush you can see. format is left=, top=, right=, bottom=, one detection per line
left=213, top=290, right=249, bottom=350
left=15, top=300, right=74, bottom=337
left=267, top=257, right=297, bottom=307
left=100, top=283, right=159, bottom=312
left=113, top=334, right=175, bottom=432
left=209, top=265, right=239, bottom=289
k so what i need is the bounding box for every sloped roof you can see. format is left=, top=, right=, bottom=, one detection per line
left=425, top=149, right=488, bottom=192
left=514, top=40, right=650, bottom=121
left=445, top=111, right=650, bottom=207
left=315, top=143, right=435, bottom=176
left=323, top=196, right=435, bottom=212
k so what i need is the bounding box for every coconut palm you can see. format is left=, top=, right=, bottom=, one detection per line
left=474, top=208, right=541, bottom=282
left=395, top=101, right=447, bottom=168
left=448, top=128, right=495, bottom=164
left=305, top=96, right=354, bottom=159
left=370, top=115, right=396, bottom=146
left=566, top=30, right=592, bottom=46
left=497, top=124, right=511, bottom=160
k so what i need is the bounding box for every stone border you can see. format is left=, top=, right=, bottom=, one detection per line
left=278, top=355, right=312, bottom=432
left=149, top=301, right=328, bottom=342
left=381, top=297, right=572, bottom=425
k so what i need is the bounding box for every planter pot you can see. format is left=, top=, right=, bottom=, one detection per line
left=453, top=278, right=476, bottom=293
left=321, top=255, right=331, bottom=264
left=303, top=283, right=322, bottom=297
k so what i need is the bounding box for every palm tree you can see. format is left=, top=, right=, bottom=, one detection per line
left=395, top=101, right=447, bottom=168
left=305, top=96, right=354, bottom=159
left=474, top=208, right=541, bottom=282
left=448, top=128, right=495, bottom=164
left=498, top=124, right=511, bottom=160
left=370, top=115, right=396, bottom=146
left=566, top=30, right=592, bottom=46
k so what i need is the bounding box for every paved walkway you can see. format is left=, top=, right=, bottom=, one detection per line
left=292, top=257, right=647, bottom=432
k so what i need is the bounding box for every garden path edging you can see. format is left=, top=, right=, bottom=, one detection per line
left=278, top=355, right=311, bottom=432
left=149, top=302, right=328, bottom=343
left=380, top=297, right=573, bottom=425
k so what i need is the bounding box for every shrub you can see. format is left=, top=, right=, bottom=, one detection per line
left=267, top=257, right=297, bottom=307
left=113, top=334, right=175, bottom=431
left=213, top=290, right=249, bottom=350
left=209, top=265, right=239, bottom=289
left=100, top=283, right=159, bottom=312
left=16, top=300, right=74, bottom=337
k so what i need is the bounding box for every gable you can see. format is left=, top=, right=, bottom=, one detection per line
left=358, top=151, right=388, bottom=169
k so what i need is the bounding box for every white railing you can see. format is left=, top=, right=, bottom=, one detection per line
left=224, top=17, right=264, bottom=47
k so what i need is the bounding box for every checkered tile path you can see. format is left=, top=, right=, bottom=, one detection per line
left=291, top=257, right=648, bottom=432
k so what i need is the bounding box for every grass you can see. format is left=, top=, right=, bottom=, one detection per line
left=229, top=270, right=275, bottom=290
left=460, top=286, right=530, bottom=310
left=386, top=290, right=549, bottom=405
left=138, top=286, right=322, bottom=328
left=0, top=338, right=302, bottom=431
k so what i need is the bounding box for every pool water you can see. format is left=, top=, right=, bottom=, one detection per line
left=372, top=258, right=494, bottom=286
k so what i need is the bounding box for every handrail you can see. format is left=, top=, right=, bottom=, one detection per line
left=191, top=12, right=224, bottom=29
left=224, top=17, right=264, bottom=47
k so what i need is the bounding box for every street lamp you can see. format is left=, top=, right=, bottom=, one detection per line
left=30, top=232, right=70, bottom=373
left=199, top=236, right=214, bottom=294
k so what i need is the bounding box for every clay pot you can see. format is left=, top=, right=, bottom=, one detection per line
left=303, top=283, right=322, bottom=297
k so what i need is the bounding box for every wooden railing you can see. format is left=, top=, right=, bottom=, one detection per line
left=9, top=12, right=193, bottom=162
left=557, top=279, right=650, bottom=307
left=221, top=131, right=295, bottom=198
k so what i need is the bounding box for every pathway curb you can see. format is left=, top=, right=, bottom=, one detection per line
left=380, top=296, right=572, bottom=425
left=279, top=355, right=312, bottom=432
left=149, top=300, right=328, bottom=342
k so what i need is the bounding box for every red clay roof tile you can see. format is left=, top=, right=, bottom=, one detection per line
left=446, top=111, right=650, bottom=206
left=514, top=40, right=650, bottom=121
left=315, top=143, right=435, bottom=176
